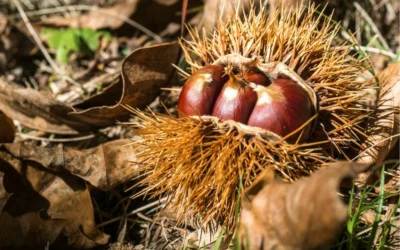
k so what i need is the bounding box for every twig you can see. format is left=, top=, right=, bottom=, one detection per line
left=353, top=2, right=392, bottom=52
left=17, top=132, right=95, bottom=142
left=356, top=215, right=400, bottom=236
left=335, top=45, right=397, bottom=59
left=352, top=133, right=400, bottom=161
left=97, top=197, right=167, bottom=227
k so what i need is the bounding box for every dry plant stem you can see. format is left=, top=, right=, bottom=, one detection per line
left=16, top=132, right=95, bottom=142
left=353, top=2, right=392, bottom=52
left=97, top=197, right=167, bottom=227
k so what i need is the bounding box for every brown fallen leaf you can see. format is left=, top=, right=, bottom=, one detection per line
left=356, top=62, right=400, bottom=185
left=68, top=42, right=180, bottom=129
left=0, top=171, right=11, bottom=211
left=2, top=139, right=138, bottom=190
left=358, top=62, right=400, bottom=164
left=0, top=13, right=36, bottom=73
left=0, top=42, right=180, bottom=134
left=237, top=162, right=369, bottom=250
left=0, top=112, right=15, bottom=143
left=0, top=149, right=109, bottom=249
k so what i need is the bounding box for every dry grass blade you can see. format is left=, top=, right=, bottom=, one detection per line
left=237, top=162, right=370, bottom=250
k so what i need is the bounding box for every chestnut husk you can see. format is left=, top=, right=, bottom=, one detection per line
left=127, top=4, right=376, bottom=233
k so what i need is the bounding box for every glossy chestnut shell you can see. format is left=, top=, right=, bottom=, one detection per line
left=178, top=65, right=314, bottom=143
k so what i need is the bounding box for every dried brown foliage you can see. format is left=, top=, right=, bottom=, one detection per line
left=0, top=112, right=15, bottom=143
left=237, top=162, right=370, bottom=250
left=0, top=138, right=139, bottom=249
left=358, top=62, right=400, bottom=164
left=0, top=42, right=179, bottom=134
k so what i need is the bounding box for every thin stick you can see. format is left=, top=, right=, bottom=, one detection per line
left=356, top=215, right=400, bottom=236
left=97, top=197, right=167, bottom=227
left=17, top=132, right=95, bottom=142
left=352, top=133, right=400, bottom=161
left=353, top=2, right=391, bottom=52
left=336, top=45, right=397, bottom=59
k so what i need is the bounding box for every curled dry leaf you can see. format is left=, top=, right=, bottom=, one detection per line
left=356, top=62, right=400, bottom=184
left=0, top=112, right=15, bottom=143
left=0, top=13, right=36, bottom=72
left=2, top=139, right=138, bottom=190
left=0, top=137, right=139, bottom=248
left=69, top=42, right=180, bottom=128
left=358, top=62, right=400, bottom=164
left=0, top=42, right=179, bottom=134
left=0, top=149, right=109, bottom=249
left=238, top=162, right=370, bottom=250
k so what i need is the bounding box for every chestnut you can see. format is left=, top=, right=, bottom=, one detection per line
left=211, top=74, right=258, bottom=124
left=247, top=78, right=313, bottom=142
left=177, top=67, right=314, bottom=142
left=244, top=71, right=270, bottom=86
left=178, top=65, right=228, bottom=117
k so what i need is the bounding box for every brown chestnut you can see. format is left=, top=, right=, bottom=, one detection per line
left=178, top=65, right=228, bottom=117
left=244, top=71, right=270, bottom=86
left=211, top=74, right=257, bottom=124
left=247, top=78, right=313, bottom=142
left=178, top=67, right=314, bottom=142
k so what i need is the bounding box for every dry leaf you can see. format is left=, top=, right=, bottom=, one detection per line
left=2, top=139, right=138, bottom=190
left=0, top=12, right=36, bottom=72
left=0, top=42, right=180, bottom=134
left=237, top=162, right=369, bottom=250
left=0, top=149, right=109, bottom=249
left=358, top=62, right=400, bottom=164
left=0, top=112, right=15, bottom=143
left=356, top=62, right=400, bottom=185
left=0, top=80, right=82, bottom=134
left=68, top=42, right=180, bottom=128
left=40, top=0, right=139, bottom=30
left=0, top=137, right=140, bottom=248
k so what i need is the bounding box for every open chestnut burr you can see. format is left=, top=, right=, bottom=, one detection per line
left=128, top=5, right=373, bottom=232
left=177, top=60, right=317, bottom=143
